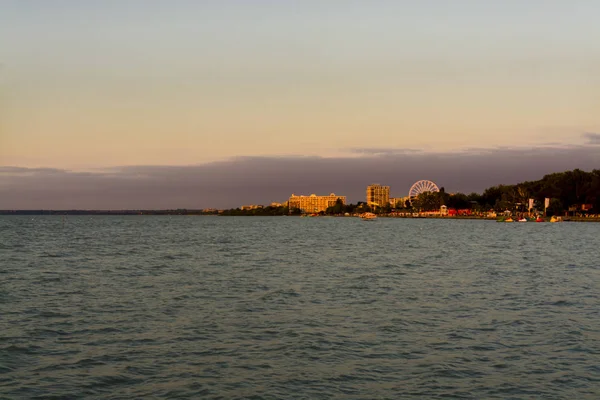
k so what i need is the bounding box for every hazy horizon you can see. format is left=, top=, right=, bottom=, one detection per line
left=1, top=1, right=598, bottom=208
left=2, top=138, right=599, bottom=209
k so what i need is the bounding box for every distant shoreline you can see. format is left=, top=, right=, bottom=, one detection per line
left=0, top=210, right=210, bottom=216
left=1, top=211, right=598, bottom=222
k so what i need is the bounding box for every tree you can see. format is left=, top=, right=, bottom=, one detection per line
left=325, top=199, right=345, bottom=215
left=413, top=191, right=443, bottom=212
left=438, top=187, right=450, bottom=206
left=447, top=192, right=469, bottom=209
left=382, top=202, right=392, bottom=214
left=546, top=199, right=564, bottom=217
left=356, top=202, right=372, bottom=213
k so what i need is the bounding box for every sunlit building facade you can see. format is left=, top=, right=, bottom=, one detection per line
left=240, top=204, right=263, bottom=210
left=288, top=193, right=346, bottom=213
left=389, top=196, right=410, bottom=208
left=366, top=184, right=390, bottom=207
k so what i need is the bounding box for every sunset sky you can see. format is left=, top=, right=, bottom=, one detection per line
left=1, top=1, right=599, bottom=208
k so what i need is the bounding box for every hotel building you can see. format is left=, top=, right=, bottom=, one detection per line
left=288, top=193, right=346, bottom=213
left=366, top=184, right=390, bottom=207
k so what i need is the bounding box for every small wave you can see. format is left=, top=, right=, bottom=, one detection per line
left=84, top=374, right=143, bottom=389
left=431, top=365, right=487, bottom=379
left=467, top=344, right=501, bottom=352
left=39, top=251, right=73, bottom=258
left=32, top=276, right=63, bottom=283
left=70, top=326, right=122, bottom=335
left=0, top=364, right=15, bottom=373
left=327, top=373, right=377, bottom=383
left=125, top=365, right=160, bottom=376
left=260, top=289, right=301, bottom=301
left=28, top=328, right=70, bottom=337
left=568, top=346, right=599, bottom=354
left=37, top=311, right=71, bottom=318
left=448, top=332, right=474, bottom=340
left=402, top=263, right=420, bottom=267
left=235, top=363, right=273, bottom=370
left=380, top=324, right=409, bottom=334
left=74, top=358, right=108, bottom=367
left=160, top=253, right=192, bottom=260
left=1, top=344, right=42, bottom=355
left=545, top=300, right=574, bottom=306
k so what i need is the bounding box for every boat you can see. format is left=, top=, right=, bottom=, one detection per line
left=518, top=218, right=527, bottom=222
left=360, top=212, right=377, bottom=220
left=550, top=216, right=562, bottom=223
left=496, top=217, right=514, bottom=222
left=536, top=217, right=544, bottom=222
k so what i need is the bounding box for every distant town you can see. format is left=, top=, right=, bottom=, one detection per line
left=222, top=173, right=599, bottom=220
left=1, top=169, right=599, bottom=220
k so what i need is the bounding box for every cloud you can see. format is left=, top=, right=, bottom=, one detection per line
left=348, top=148, right=424, bottom=156
left=0, top=166, right=67, bottom=175
left=1, top=144, right=599, bottom=209
left=583, top=132, right=600, bottom=145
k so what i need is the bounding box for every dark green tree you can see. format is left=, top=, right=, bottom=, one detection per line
left=546, top=199, right=564, bottom=217
left=325, top=199, right=345, bottom=215
left=413, top=191, right=443, bottom=211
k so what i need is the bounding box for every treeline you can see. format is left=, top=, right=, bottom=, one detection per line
left=221, top=169, right=600, bottom=217
left=410, top=169, right=600, bottom=215
left=220, top=206, right=302, bottom=216
left=323, top=168, right=600, bottom=216
left=219, top=202, right=378, bottom=216
left=0, top=209, right=216, bottom=215
left=324, top=201, right=383, bottom=215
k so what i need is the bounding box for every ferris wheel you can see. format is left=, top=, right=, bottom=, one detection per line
left=409, top=180, right=439, bottom=202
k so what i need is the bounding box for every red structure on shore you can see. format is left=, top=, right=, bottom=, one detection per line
left=447, top=208, right=473, bottom=216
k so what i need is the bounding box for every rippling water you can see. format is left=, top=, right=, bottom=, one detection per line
left=1, top=216, right=599, bottom=399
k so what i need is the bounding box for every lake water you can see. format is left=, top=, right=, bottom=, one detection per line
left=1, top=216, right=599, bottom=399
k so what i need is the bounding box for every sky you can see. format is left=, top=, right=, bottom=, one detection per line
left=1, top=1, right=599, bottom=208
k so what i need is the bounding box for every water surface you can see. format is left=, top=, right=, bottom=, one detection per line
left=1, top=216, right=599, bottom=399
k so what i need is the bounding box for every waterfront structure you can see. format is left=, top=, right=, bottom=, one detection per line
left=390, top=196, right=410, bottom=208
left=241, top=204, right=263, bottom=210
left=408, top=180, right=440, bottom=204
left=288, top=193, right=346, bottom=213
left=366, top=184, right=390, bottom=208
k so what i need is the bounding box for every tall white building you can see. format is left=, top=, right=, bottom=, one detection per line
left=366, top=184, right=390, bottom=207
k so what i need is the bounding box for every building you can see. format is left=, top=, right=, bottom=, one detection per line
left=389, top=196, right=410, bottom=208
left=288, top=193, right=346, bottom=213
left=581, top=204, right=594, bottom=211
left=366, top=184, right=390, bottom=208
left=240, top=204, right=263, bottom=210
